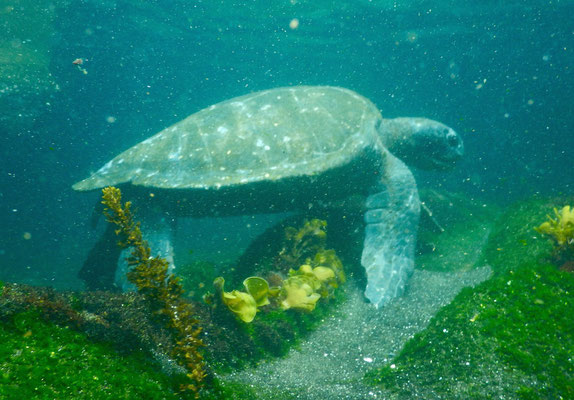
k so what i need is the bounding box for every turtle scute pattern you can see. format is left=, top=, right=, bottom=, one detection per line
left=72, top=86, right=383, bottom=191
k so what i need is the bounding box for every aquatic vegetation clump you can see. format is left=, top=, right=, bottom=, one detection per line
left=276, top=221, right=346, bottom=312
left=101, top=187, right=205, bottom=396
left=535, top=205, right=574, bottom=267
left=213, top=277, right=271, bottom=323
left=312, top=249, right=346, bottom=285
left=277, top=218, right=328, bottom=269
left=535, top=205, right=574, bottom=245
left=216, top=219, right=345, bottom=321
left=278, top=274, right=321, bottom=312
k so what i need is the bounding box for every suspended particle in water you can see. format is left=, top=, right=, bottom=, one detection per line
left=448, top=60, right=460, bottom=80
left=23, top=232, right=32, bottom=240
left=289, top=18, right=299, bottom=30
left=475, top=78, right=486, bottom=90
left=106, top=115, right=117, bottom=123
left=405, top=31, right=418, bottom=43
left=73, top=58, right=88, bottom=74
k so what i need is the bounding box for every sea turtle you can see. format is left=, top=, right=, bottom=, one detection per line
left=73, top=86, right=463, bottom=308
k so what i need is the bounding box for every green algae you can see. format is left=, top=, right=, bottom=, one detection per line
left=367, top=196, right=574, bottom=399
left=0, top=309, right=183, bottom=399
left=367, top=263, right=574, bottom=398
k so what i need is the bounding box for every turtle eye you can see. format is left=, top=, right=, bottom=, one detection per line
left=446, top=131, right=459, bottom=147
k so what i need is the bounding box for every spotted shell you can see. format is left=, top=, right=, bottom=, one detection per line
left=73, top=86, right=383, bottom=191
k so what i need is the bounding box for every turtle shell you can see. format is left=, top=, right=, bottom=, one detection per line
left=73, top=86, right=383, bottom=191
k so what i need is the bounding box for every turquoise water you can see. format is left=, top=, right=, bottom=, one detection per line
left=2, top=0, right=572, bottom=287
left=0, top=2, right=573, bottom=397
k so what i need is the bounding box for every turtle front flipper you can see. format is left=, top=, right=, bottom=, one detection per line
left=362, top=152, right=420, bottom=308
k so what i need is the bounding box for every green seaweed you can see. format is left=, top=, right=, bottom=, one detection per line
left=535, top=205, right=574, bottom=269
left=201, top=285, right=346, bottom=374
left=0, top=309, right=182, bottom=399
left=367, top=196, right=574, bottom=399
left=367, top=263, right=574, bottom=398
left=212, top=218, right=345, bottom=323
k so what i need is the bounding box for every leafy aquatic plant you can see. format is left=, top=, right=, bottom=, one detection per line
left=535, top=205, right=574, bottom=270
left=213, top=277, right=271, bottom=323
left=215, top=219, right=345, bottom=321
left=535, top=205, right=574, bottom=246
left=277, top=218, right=328, bottom=269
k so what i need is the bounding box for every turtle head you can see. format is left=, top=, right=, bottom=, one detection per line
left=379, top=117, right=464, bottom=170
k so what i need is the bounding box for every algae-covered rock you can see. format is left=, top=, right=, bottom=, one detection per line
left=0, top=1, right=60, bottom=133
left=0, top=309, right=183, bottom=399
left=367, top=195, right=574, bottom=399
left=367, top=263, right=574, bottom=399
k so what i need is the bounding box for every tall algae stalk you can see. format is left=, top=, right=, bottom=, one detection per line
left=101, top=187, right=205, bottom=397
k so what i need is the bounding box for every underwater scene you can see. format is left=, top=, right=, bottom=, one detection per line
left=1, top=0, right=573, bottom=398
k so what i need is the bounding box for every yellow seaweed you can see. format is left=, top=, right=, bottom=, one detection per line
left=535, top=205, right=574, bottom=247
left=279, top=276, right=321, bottom=312
left=215, top=218, right=346, bottom=322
